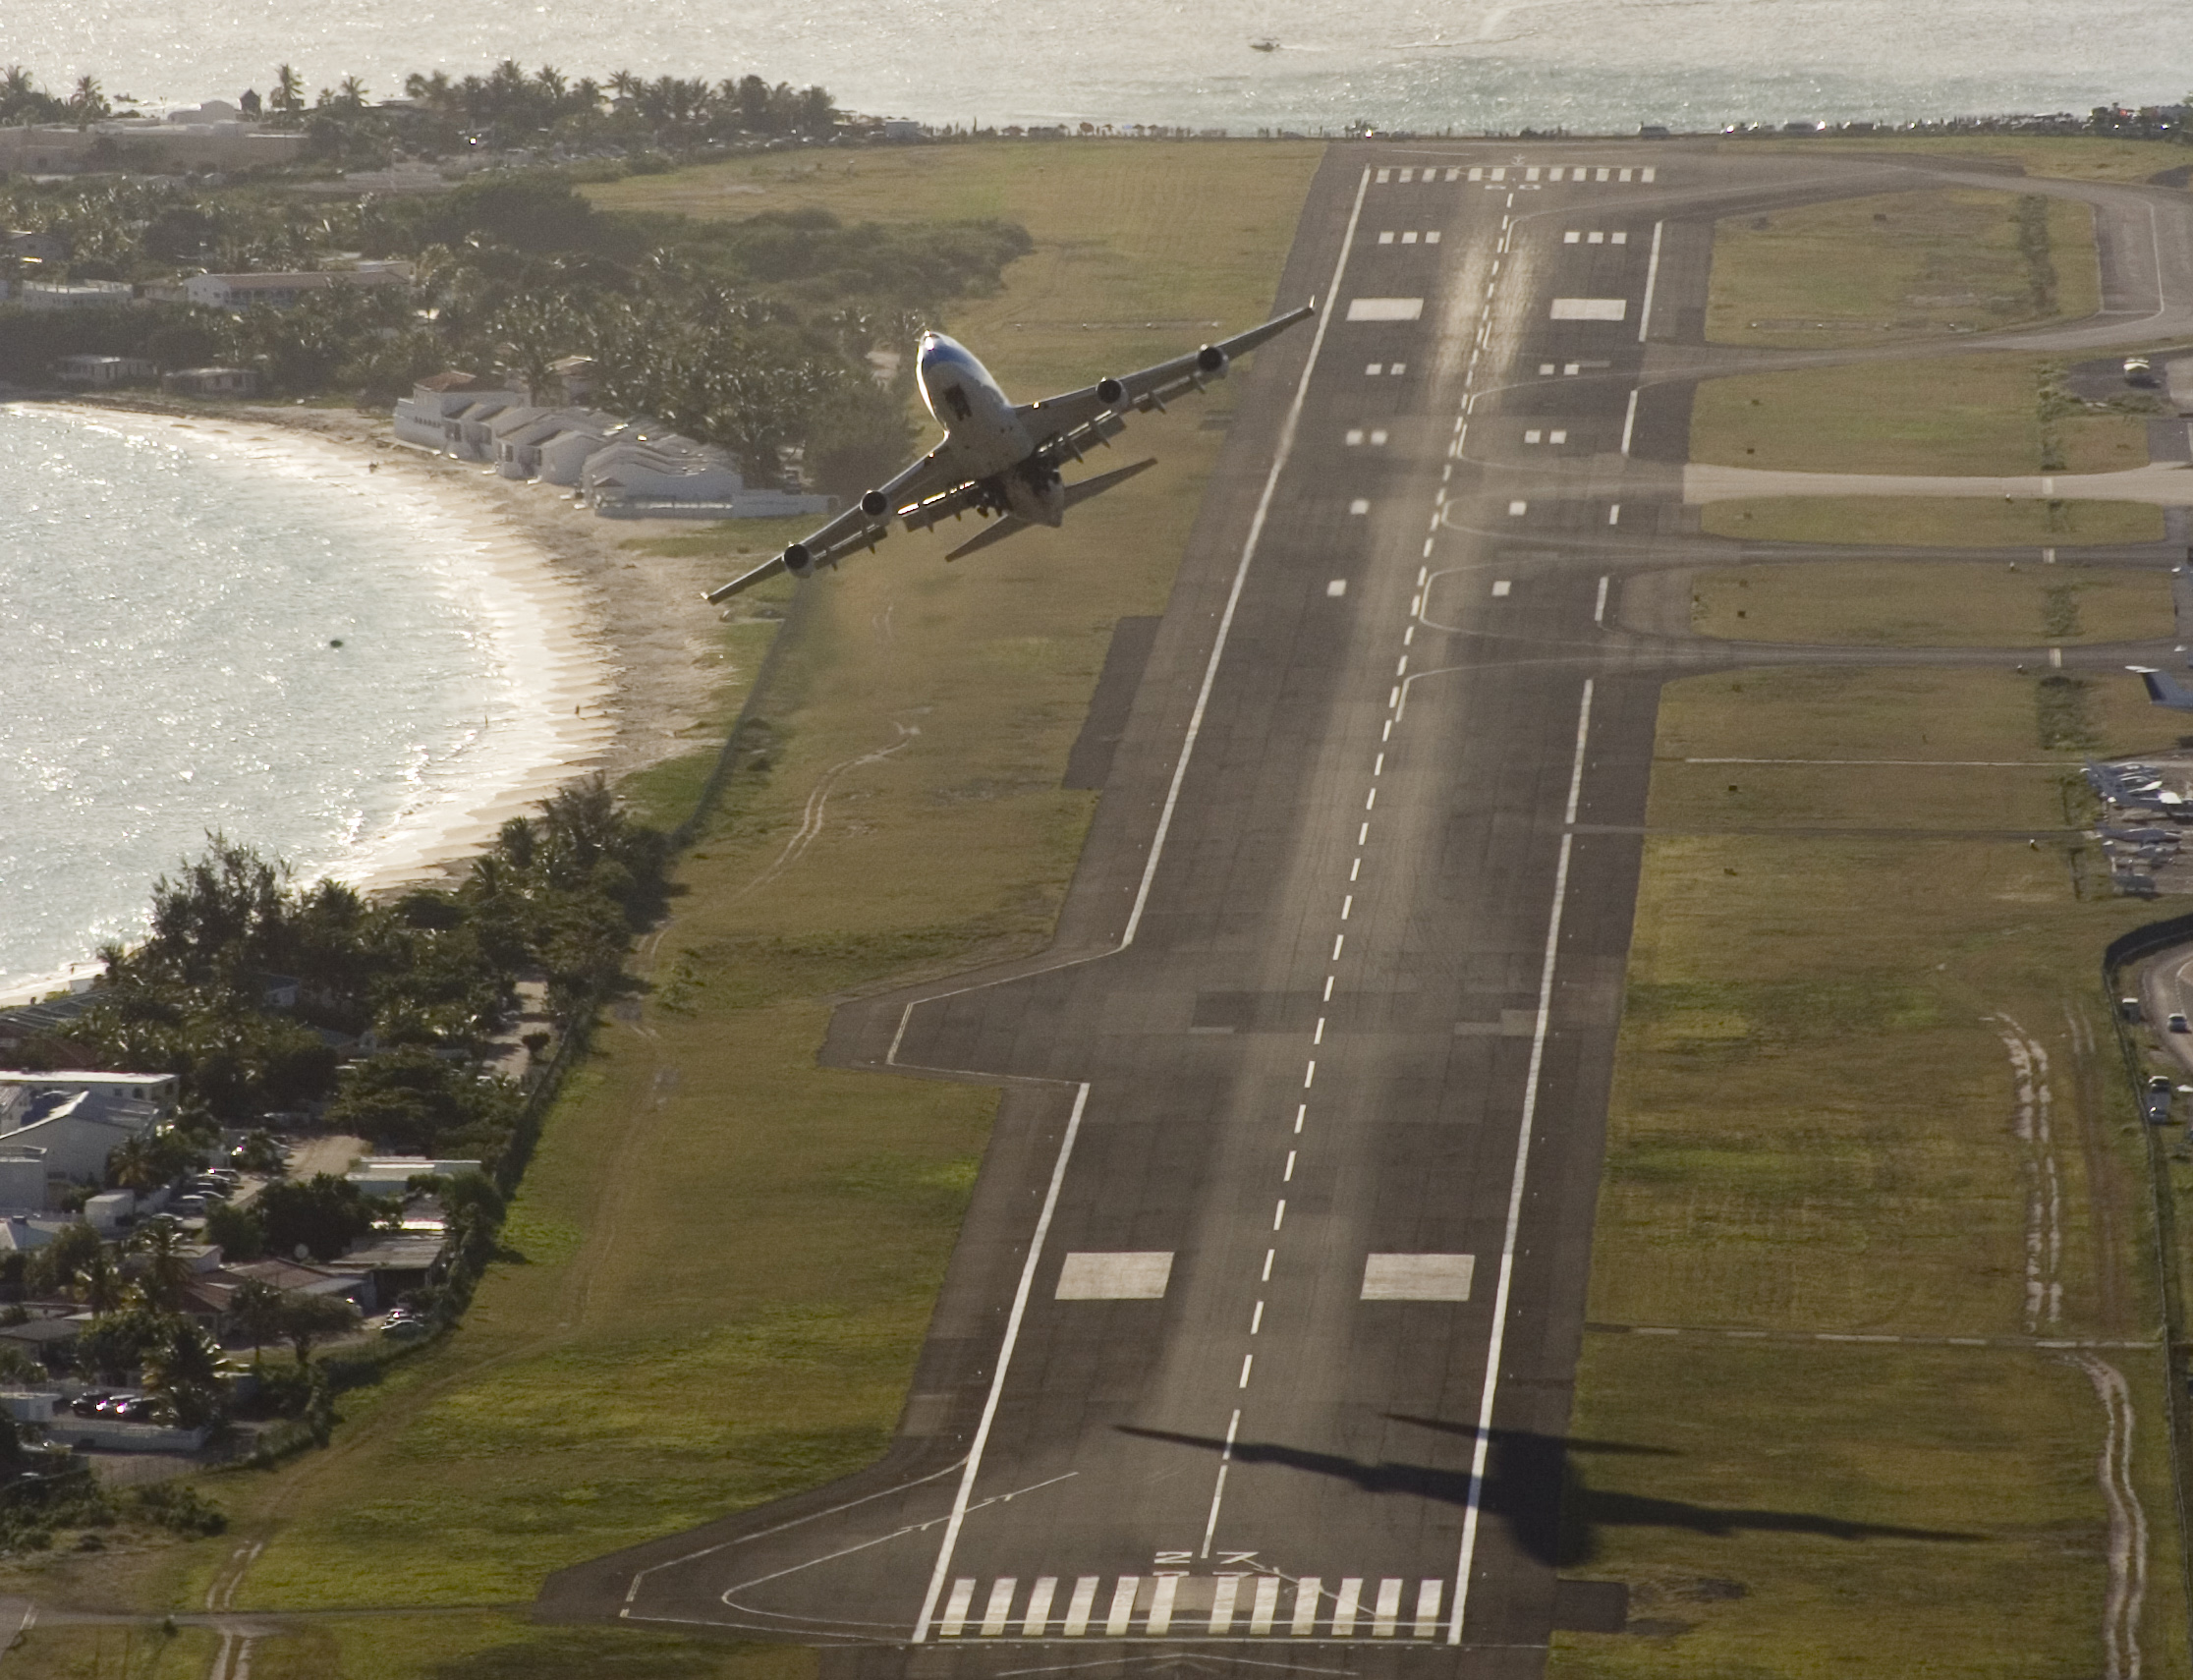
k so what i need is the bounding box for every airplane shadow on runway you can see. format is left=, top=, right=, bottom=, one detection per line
left=1117, top=1417, right=1983, bottom=1568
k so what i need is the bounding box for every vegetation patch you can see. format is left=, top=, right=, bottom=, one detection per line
left=1704, top=188, right=2099, bottom=348
left=1688, top=560, right=2173, bottom=645
left=1699, top=495, right=2165, bottom=547
left=1735, top=133, right=2193, bottom=184
left=1558, top=659, right=2186, bottom=1673
left=1688, top=354, right=2150, bottom=476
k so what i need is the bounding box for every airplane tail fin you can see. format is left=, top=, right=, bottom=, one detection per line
left=944, top=460, right=1160, bottom=562
left=2130, top=665, right=2193, bottom=711
left=1063, top=456, right=1158, bottom=510
left=946, top=515, right=1030, bottom=562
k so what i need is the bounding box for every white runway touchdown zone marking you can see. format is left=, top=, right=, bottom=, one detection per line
left=1362, top=1254, right=1477, bottom=1300
left=1549, top=297, right=1628, bottom=320
left=1055, top=1252, right=1175, bottom=1299
left=1327, top=579, right=1348, bottom=596
left=1346, top=297, right=1425, bottom=321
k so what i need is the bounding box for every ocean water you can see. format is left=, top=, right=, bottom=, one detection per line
left=0, top=406, right=543, bottom=995
left=7, top=0, right=2190, bottom=134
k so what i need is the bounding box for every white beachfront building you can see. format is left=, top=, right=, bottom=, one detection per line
left=55, top=354, right=155, bottom=387
left=392, top=373, right=528, bottom=457
left=391, top=375, right=832, bottom=518
left=183, top=263, right=411, bottom=312
left=581, top=433, right=832, bottom=520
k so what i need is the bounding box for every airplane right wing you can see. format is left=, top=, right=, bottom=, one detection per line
left=1013, top=302, right=1318, bottom=459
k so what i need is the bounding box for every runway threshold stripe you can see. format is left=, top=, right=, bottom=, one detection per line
left=939, top=1574, right=1459, bottom=1639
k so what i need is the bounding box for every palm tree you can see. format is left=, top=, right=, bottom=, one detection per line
left=271, top=64, right=305, bottom=120
left=131, top=1217, right=195, bottom=1314
left=335, top=75, right=367, bottom=109
left=229, top=1277, right=284, bottom=1368
left=106, top=1134, right=159, bottom=1194
left=66, top=75, right=108, bottom=122
left=141, top=1322, right=222, bottom=1427
left=75, top=1249, right=123, bottom=1316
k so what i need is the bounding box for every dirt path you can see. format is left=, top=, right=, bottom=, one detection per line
left=2067, top=1353, right=2150, bottom=1680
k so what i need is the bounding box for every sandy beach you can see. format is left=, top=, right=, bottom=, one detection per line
left=0, top=399, right=742, bottom=1004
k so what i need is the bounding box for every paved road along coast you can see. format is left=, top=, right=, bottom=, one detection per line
left=541, top=143, right=2193, bottom=1676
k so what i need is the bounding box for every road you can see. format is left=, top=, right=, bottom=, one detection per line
left=541, top=142, right=2193, bottom=1675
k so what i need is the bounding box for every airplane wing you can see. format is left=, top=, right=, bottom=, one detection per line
left=1014, top=301, right=1318, bottom=462
left=703, top=302, right=1316, bottom=603
left=704, top=449, right=964, bottom=602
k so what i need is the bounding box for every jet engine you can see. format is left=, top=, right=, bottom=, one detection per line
left=783, top=542, right=814, bottom=577
left=1096, top=376, right=1124, bottom=407
left=860, top=489, right=888, bottom=519
left=1197, top=344, right=1228, bottom=375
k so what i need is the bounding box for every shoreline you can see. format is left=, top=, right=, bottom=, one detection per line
left=0, top=399, right=738, bottom=1008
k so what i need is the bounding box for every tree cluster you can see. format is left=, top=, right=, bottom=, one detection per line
left=0, top=166, right=1027, bottom=490
left=63, top=775, right=662, bottom=1161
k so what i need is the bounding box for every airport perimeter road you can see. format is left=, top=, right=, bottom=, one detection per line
left=542, top=146, right=2193, bottom=1674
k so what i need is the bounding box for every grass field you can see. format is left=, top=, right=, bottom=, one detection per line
left=1, top=140, right=1324, bottom=1675
left=1700, top=495, right=2166, bottom=547
left=1734, top=133, right=2193, bottom=185
left=1704, top=188, right=2100, bottom=348
left=1549, top=662, right=2188, bottom=1676
left=1688, top=355, right=2152, bottom=476
left=4, top=1614, right=817, bottom=1680
left=1646, top=664, right=2170, bottom=832
left=589, top=140, right=1327, bottom=403
left=1688, top=560, right=2175, bottom=646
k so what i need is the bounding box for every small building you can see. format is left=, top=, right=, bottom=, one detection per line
left=323, top=1233, right=447, bottom=1310
left=582, top=434, right=833, bottom=520
left=345, top=1157, right=482, bottom=1197
left=84, top=1190, right=135, bottom=1233
left=392, top=371, right=525, bottom=451
left=54, top=354, right=155, bottom=388
left=0, top=1154, right=48, bottom=1213
left=161, top=365, right=259, bottom=398
left=225, top=1258, right=369, bottom=1307
left=181, top=265, right=410, bottom=311
left=15, top=280, right=132, bottom=310
left=548, top=355, right=599, bottom=404
left=0, top=1316, right=82, bottom=1367
left=4, top=230, right=65, bottom=263
left=0, top=1073, right=175, bottom=1184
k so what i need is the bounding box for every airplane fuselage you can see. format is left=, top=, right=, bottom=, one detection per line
left=917, top=332, right=1067, bottom=528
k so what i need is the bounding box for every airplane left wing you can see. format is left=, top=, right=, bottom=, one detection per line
left=1014, top=301, right=1317, bottom=461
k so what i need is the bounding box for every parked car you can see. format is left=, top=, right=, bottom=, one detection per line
left=2169, top=1014, right=2188, bottom=1034
left=69, top=1392, right=112, bottom=1419
left=2125, top=356, right=2159, bottom=387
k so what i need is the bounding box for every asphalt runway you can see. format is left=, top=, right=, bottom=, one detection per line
left=541, top=142, right=2193, bottom=1675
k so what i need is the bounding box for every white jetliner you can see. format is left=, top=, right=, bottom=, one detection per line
left=704, top=303, right=1316, bottom=602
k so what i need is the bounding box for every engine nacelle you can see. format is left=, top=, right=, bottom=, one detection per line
left=1197, top=344, right=1228, bottom=375
left=1096, top=375, right=1124, bottom=407
left=783, top=542, right=815, bottom=578
left=860, top=488, right=888, bottom=519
